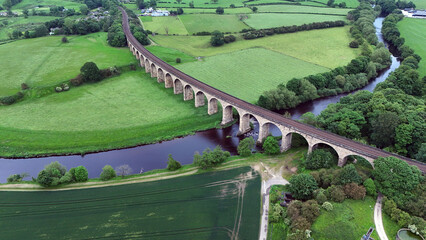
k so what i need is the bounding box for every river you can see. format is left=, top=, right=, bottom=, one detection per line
left=0, top=17, right=400, bottom=183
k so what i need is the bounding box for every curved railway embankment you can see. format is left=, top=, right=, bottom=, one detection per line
left=120, top=7, right=425, bottom=172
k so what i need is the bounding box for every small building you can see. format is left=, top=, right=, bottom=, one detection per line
left=412, top=10, right=426, bottom=17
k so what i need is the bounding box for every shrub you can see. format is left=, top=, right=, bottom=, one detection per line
left=322, top=201, right=333, bottom=211
left=61, top=37, right=68, bottom=43
left=363, top=178, right=377, bottom=197
left=327, top=185, right=346, bottom=202
left=7, top=173, right=27, bottom=183
left=305, top=149, right=336, bottom=169
left=74, top=166, right=88, bottom=182
left=337, top=164, right=362, bottom=185
left=237, top=137, right=255, bottom=157
left=167, top=154, right=182, bottom=171
left=70, top=75, right=83, bottom=86
left=55, top=86, right=63, bottom=92
left=315, top=191, right=327, bottom=204
left=288, top=173, right=318, bottom=200
left=100, top=165, right=116, bottom=180
left=349, top=40, right=359, bottom=48
left=343, top=183, right=366, bottom=200
left=21, top=83, right=29, bottom=90
left=262, top=136, right=280, bottom=155
left=59, top=172, right=74, bottom=184
left=36, top=161, right=67, bottom=187
left=216, top=7, right=224, bottom=14
left=193, top=146, right=230, bottom=169
left=80, top=62, right=101, bottom=82
left=176, top=57, right=181, bottom=63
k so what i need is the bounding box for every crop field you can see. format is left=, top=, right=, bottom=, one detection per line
left=256, top=4, right=350, bottom=15
left=244, top=13, right=347, bottom=29
left=0, top=167, right=261, bottom=239
left=11, top=0, right=86, bottom=10
left=311, top=197, right=379, bottom=240
left=141, top=16, right=189, bottom=35
left=398, top=18, right=426, bottom=77
left=179, top=14, right=249, bottom=34
left=176, top=48, right=328, bottom=102
left=151, top=26, right=358, bottom=69
left=156, top=0, right=245, bottom=8
left=0, top=33, right=136, bottom=97
left=0, top=70, right=221, bottom=157
left=0, top=16, right=60, bottom=40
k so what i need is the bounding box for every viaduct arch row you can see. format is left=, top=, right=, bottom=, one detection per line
left=120, top=8, right=425, bottom=171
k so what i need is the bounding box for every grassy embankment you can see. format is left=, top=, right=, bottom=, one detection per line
left=0, top=33, right=137, bottom=96
left=0, top=166, right=261, bottom=240
left=382, top=212, right=401, bottom=239
left=310, top=196, right=380, bottom=240
left=398, top=18, right=426, bottom=77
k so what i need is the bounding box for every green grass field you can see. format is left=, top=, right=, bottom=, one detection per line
left=156, top=0, right=245, bottom=8
left=176, top=48, right=328, bottom=102
left=11, top=0, right=86, bottom=10
left=312, top=0, right=359, bottom=8
left=0, top=70, right=221, bottom=157
left=0, top=16, right=60, bottom=40
left=410, top=0, right=426, bottom=9
left=311, top=197, right=380, bottom=240
left=141, top=16, right=189, bottom=35
left=0, top=167, right=261, bottom=239
left=245, top=0, right=325, bottom=6
left=179, top=14, right=249, bottom=34
left=257, top=4, right=351, bottom=14
left=146, top=45, right=197, bottom=65
left=244, top=13, right=347, bottom=29
left=168, top=7, right=253, bottom=14
left=0, top=33, right=136, bottom=97
left=151, top=26, right=358, bottom=69
left=382, top=213, right=400, bottom=239
left=398, top=18, right=426, bottom=77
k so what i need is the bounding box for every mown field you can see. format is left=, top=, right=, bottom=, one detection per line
left=245, top=0, right=325, bottom=6
left=256, top=4, right=350, bottom=14
left=141, top=16, right=189, bottom=35
left=11, top=0, right=86, bottom=10
left=0, top=33, right=136, bottom=97
left=0, top=16, right=60, bottom=40
left=156, top=0, right=245, bottom=8
left=313, top=0, right=359, bottom=8
left=244, top=13, right=347, bottom=29
left=0, top=70, right=221, bottom=157
left=311, top=197, right=379, bottom=240
left=179, top=14, right=249, bottom=34
left=409, top=0, right=426, bottom=9
left=398, top=18, right=426, bottom=77
left=151, top=26, right=358, bottom=69
left=176, top=48, right=328, bottom=103
left=168, top=7, right=253, bottom=14
left=0, top=167, right=261, bottom=240
left=382, top=212, right=400, bottom=239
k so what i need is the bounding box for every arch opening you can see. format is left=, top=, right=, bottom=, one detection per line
left=150, top=63, right=157, bottom=77
left=342, top=155, right=374, bottom=169
left=208, top=98, right=218, bottom=115
left=135, top=51, right=140, bottom=59
left=139, top=56, right=144, bottom=67
left=173, top=78, right=183, bottom=93
left=309, top=142, right=339, bottom=167
left=184, top=85, right=194, bottom=101
left=195, top=91, right=206, bottom=107
left=144, top=60, right=150, bottom=73
left=157, top=68, right=164, bottom=83
left=283, top=132, right=309, bottom=153
left=221, top=105, right=234, bottom=125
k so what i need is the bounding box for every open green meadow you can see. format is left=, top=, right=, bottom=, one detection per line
left=313, top=0, right=359, bottom=8
left=256, top=4, right=350, bottom=15
left=146, top=45, right=197, bottom=65
left=151, top=26, right=358, bottom=69
left=398, top=18, right=426, bottom=77
left=11, top=0, right=86, bottom=10
left=410, top=0, right=426, bottom=9
left=168, top=7, right=253, bottom=14
left=0, top=16, right=60, bottom=40
left=311, top=197, right=379, bottom=240
left=176, top=48, right=328, bottom=102
left=382, top=213, right=400, bottom=239
left=179, top=14, right=249, bottom=34
left=156, top=0, right=245, bottom=8
left=245, top=0, right=325, bottom=6
left=0, top=167, right=261, bottom=239
left=244, top=13, right=347, bottom=29
left=0, top=33, right=136, bottom=97
left=141, top=16, right=189, bottom=35
left=0, top=70, right=221, bottom=157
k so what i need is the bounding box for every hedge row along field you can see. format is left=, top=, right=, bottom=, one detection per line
left=0, top=167, right=261, bottom=240
left=256, top=4, right=351, bottom=15
left=243, top=13, right=347, bottom=29
left=398, top=18, right=426, bottom=77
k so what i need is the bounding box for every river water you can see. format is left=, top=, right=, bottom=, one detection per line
left=0, top=18, right=400, bottom=183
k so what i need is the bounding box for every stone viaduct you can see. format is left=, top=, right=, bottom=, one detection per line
left=120, top=8, right=425, bottom=172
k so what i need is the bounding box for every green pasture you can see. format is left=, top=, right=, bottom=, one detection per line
left=156, top=0, right=245, bottom=8
left=176, top=48, right=328, bottom=103
left=0, top=16, right=60, bottom=40
left=151, top=26, right=358, bottom=69
left=312, top=0, right=359, bottom=8
left=0, top=70, right=221, bottom=157
left=179, top=14, right=249, bottom=34
left=11, top=0, right=86, bottom=10
left=168, top=7, right=252, bottom=14
left=256, top=4, right=351, bottom=14
left=146, top=45, right=197, bottom=65
left=141, top=16, right=189, bottom=35
left=382, top=213, right=400, bottom=239
left=311, top=196, right=379, bottom=240
left=411, top=0, right=426, bottom=9
left=398, top=18, right=426, bottom=77
left=245, top=0, right=325, bottom=6
left=0, top=167, right=261, bottom=240
left=244, top=13, right=347, bottom=29
left=0, top=33, right=136, bottom=97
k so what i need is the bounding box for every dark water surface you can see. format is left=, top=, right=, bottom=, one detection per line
left=0, top=18, right=399, bottom=183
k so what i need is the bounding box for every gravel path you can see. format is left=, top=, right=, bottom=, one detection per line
left=374, top=193, right=389, bottom=240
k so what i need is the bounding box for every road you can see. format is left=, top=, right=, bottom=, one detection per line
left=374, top=193, right=389, bottom=240
left=258, top=163, right=289, bottom=240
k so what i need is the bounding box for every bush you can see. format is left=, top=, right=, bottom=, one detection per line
left=343, top=183, right=366, bottom=200
left=193, top=146, right=230, bottom=169
left=61, top=37, right=68, bottom=43
left=36, top=161, right=67, bottom=187
left=216, top=7, right=224, bottom=14
left=322, top=201, right=333, bottom=211
left=349, top=40, right=359, bottom=48
left=327, top=185, right=346, bottom=202
left=237, top=137, right=255, bottom=157
left=288, top=173, right=318, bottom=200
left=59, top=172, right=74, bottom=184
left=100, top=165, right=116, bottom=180
left=210, top=30, right=224, bottom=46
left=74, top=166, right=88, bottom=182
left=7, top=173, right=27, bottom=183
left=80, top=62, right=101, bottom=82
left=305, top=149, right=336, bottom=169
left=337, top=164, right=362, bottom=185
left=262, top=136, right=280, bottom=155
left=363, top=178, right=377, bottom=197
left=70, top=75, right=83, bottom=86
left=176, top=57, right=181, bottom=63
left=21, top=83, right=29, bottom=90
left=315, top=191, right=327, bottom=204
left=167, top=154, right=182, bottom=171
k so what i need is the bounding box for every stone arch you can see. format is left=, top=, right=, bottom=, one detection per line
left=208, top=98, right=219, bottom=115
left=221, top=104, right=234, bottom=125
left=144, top=59, right=151, bottom=73
left=259, top=121, right=283, bottom=145
left=135, top=51, right=140, bottom=59
left=139, top=55, right=145, bottom=67
left=309, top=142, right=340, bottom=166
left=173, top=78, right=183, bottom=93
left=164, top=74, right=172, bottom=88
left=157, top=68, right=164, bottom=83
left=281, top=131, right=309, bottom=152
left=195, top=91, right=206, bottom=107
left=150, top=63, right=157, bottom=77
left=183, top=85, right=194, bottom=101
left=341, top=154, right=374, bottom=168
left=238, top=112, right=256, bottom=136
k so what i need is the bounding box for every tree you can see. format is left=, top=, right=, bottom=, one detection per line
left=262, top=136, right=280, bottom=155
left=258, top=86, right=300, bottom=111
left=61, top=37, right=68, bottom=43
left=177, top=7, right=183, bottom=15
left=237, top=137, right=255, bottom=157
left=116, top=165, right=132, bottom=178
left=100, top=165, right=116, bottom=180
left=415, top=143, right=426, bottom=163
left=363, top=178, right=377, bottom=197
left=305, top=149, right=336, bottom=169
left=343, top=183, right=366, bottom=200
left=251, top=6, right=257, bottom=12
left=189, top=1, right=194, bottom=7
left=370, top=111, right=399, bottom=148
left=80, top=5, right=89, bottom=15
left=216, top=7, right=224, bottom=14
left=210, top=30, right=224, bottom=46
left=288, top=173, right=318, bottom=200
left=193, top=146, right=230, bottom=169
left=327, top=185, right=345, bottom=202
left=36, top=161, right=67, bottom=187
left=136, top=0, right=147, bottom=9
left=337, top=164, right=362, bottom=185
left=80, top=62, right=101, bottom=82
left=167, top=154, right=182, bottom=171
left=74, top=166, right=88, bottom=182
left=34, top=25, right=49, bottom=37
